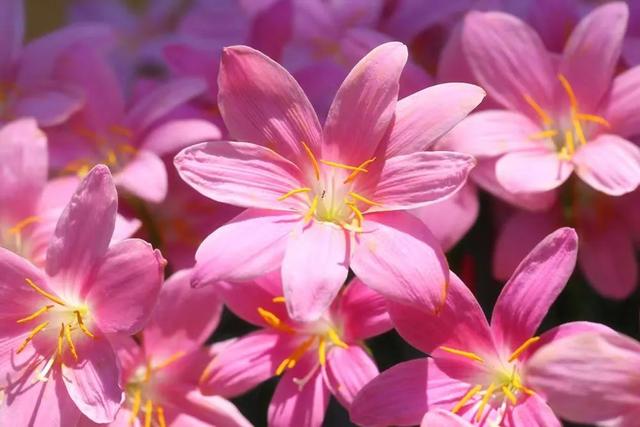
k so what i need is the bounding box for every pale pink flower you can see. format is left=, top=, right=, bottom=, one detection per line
left=448, top=2, right=640, bottom=198
left=79, top=269, right=251, bottom=427
left=351, top=228, right=609, bottom=426
left=175, top=43, right=482, bottom=322
left=199, top=273, right=392, bottom=427
left=0, top=165, right=165, bottom=425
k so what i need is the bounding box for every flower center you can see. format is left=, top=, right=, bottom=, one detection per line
left=525, top=74, right=610, bottom=161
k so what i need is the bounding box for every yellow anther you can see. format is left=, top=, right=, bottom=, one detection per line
left=275, top=336, right=316, bottom=376
left=157, top=405, right=167, bottom=427
left=117, top=143, right=138, bottom=154
left=439, top=346, right=485, bottom=363
left=319, top=159, right=369, bottom=173
left=348, top=192, right=382, bottom=207
left=106, top=150, right=118, bottom=166
left=452, top=384, right=482, bottom=414
left=277, top=187, right=311, bottom=201
left=476, top=382, right=497, bottom=422
left=16, top=305, right=54, bottom=323
left=318, top=338, right=327, bottom=366
left=564, top=130, right=575, bottom=156
left=508, top=336, right=541, bottom=362
left=129, top=389, right=142, bottom=424
left=64, top=323, right=78, bottom=360
left=75, top=311, right=95, bottom=338
left=8, top=216, right=40, bottom=235
left=257, top=307, right=295, bottom=333
left=558, top=74, right=578, bottom=110
left=144, top=399, right=153, bottom=427
left=523, top=95, right=552, bottom=125
left=109, top=125, right=133, bottom=138
left=574, top=113, right=610, bottom=128
left=327, top=329, right=348, bottom=349
left=24, top=278, right=67, bottom=306
left=529, top=129, right=558, bottom=140
left=304, top=195, right=319, bottom=223
left=57, top=325, right=64, bottom=358
left=344, top=157, right=376, bottom=183
left=154, top=351, right=186, bottom=370
left=572, top=118, right=588, bottom=146
left=16, top=321, right=49, bottom=354
left=272, top=296, right=286, bottom=303
left=301, top=141, right=321, bottom=181
left=502, top=385, right=518, bottom=405
left=345, top=201, right=364, bottom=227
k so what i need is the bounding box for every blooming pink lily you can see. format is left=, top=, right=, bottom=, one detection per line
left=351, top=228, right=609, bottom=426
left=175, top=43, right=482, bottom=321
left=448, top=2, right=640, bottom=198
left=199, top=273, right=392, bottom=427
left=79, top=269, right=251, bottom=427
left=0, top=165, right=165, bottom=425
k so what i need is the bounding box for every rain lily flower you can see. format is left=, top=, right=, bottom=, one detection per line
left=79, top=269, right=251, bottom=427
left=351, top=228, right=609, bottom=426
left=448, top=2, right=640, bottom=199
left=0, top=165, right=165, bottom=425
left=175, top=42, right=482, bottom=321
left=49, top=42, right=220, bottom=203
left=525, top=329, right=640, bottom=426
left=200, top=274, right=392, bottom=427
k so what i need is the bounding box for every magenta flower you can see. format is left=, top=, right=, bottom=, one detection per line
left=0, top=165, right=165, bottom=425
left=79, top=269, right=251, bottom=427
left=175, top=43, right=482, bottom=321
left=449, top=2, right=640, bottom=198
left=351, top=228, right=609, bottom=426
left=199, top=273, right=392, bottom=427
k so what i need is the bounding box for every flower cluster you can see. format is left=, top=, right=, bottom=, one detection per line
left=0, top=1, right=639, bottom=426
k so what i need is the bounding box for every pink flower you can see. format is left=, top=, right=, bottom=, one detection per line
left=524, top=329, right=640, bottom=426
left=350, top=227, right=609, bottom=426
left=448, top=2, right=640, bottom=199
left=79, top=269, right=251, bottom=427
left=199, top=273, right=392, bottom=427
left=175, top=43, right=482, bottom=321
left=0, top=165, right=165, bottom=425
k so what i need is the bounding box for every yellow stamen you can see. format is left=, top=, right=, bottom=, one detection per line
left=304, top=195, right=318, bottom=222
left=64, top=323, right=78, bottom=360
left=318, top=338, right=327, bottom=366
left=57, top=324, right=64, bottom=358
left=154, top=351, right=186, bottom=370
left=118, top=143, right=138, bottom=154
left=502, top=385, right=518, bottom=405
left=528, top=129, right=559, bottom=140
left=319, top=159, right=369, bottom=172
left=106, top=150, right=118, bottom=166
left=8, top=216, right=40, bottom=235
left=275, top=336, right=316, bottom=376
left=512, top=375, right=536, bottom=395
left=348, top=192, right=382, bottom=207
left=75, top=311, right=95, bottom=338
left=341, top=222, right=362, bottom=233
left=439, top=346, right=484, bottom=363
left=16, top=321, right=49, bottom=354
left=24, top=278, right=66, bottom=306
left=257, top=307, right=295, bottom=333
left=523, top=95, right=552, bottom=125
left=277, top=187, right=311, bottom=201
left=508, top=336, right=541, bottom=362
left=144, top=399, right=153, bottom=427
left=345, top=202, right=364, bottom=227
left=16, top=305, right=54, bottom=323
left=558, top=146, right=571, bottom=161
left=327, top=329, right=348, bottom=349
left=575, top=113, right=610, bottom=128
left=301, top=141, right=320, bottom=180
left=451, top=384, right=482, bottom=414
left=129, top=389, right=142, bottom=425
left=272, top=296, right=286, bottom=303
left=572, top=118, right=587, bottom=146
left=564, top=130, right=575, bottom=156
left=475, top=382, right=497, bottom=422
left=157, top=405, right=167, bottom=427
left=109, top=125, right=133, bottom=138
left=344, top=157, right=376, bottom=183
left=558, top=74, right=578, bottom=110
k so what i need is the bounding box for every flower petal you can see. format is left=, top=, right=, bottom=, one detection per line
left=421, top=410, right=473, bottom=427
left=325, top=345, right=379, bottom=408
left=605, top=65, right=640, bottom=138
left=0, top=0, right=23, bottom=76
left=339, top=278, right=392, bottom=341
left=491, top=228, right=578, bottom=354
left=166, top=389, right=252, bottom=427
left=323, top=42, right=407, bottom=164
left=351, top=211, right=448, bottom=313
left=174, top=140, right=305, bottom=210
left=141, top=119, right=222, bottom=157
left=10, top=81, right=84, bottom=127
left=496, top=149, right=572, bottom=193
left=508, top=394, right=561, bottom=427
left=282, top=221, right=349, bottom=322
left=114, top=150, right=168, bottom=203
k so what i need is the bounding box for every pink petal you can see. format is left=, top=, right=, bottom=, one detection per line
left=46, top=165, right=117, bottom=293
left=174, top=140, right=305, bottom=210
left=249, top=0, right=292, bottom=60
left=143, top=269, right=222, bottom=359
left=323, top=42, right=407, bottom=164
left=218, top=45, right=323, bottom=164
left=573, top=134, right=640, bottom=196
left=325, top=345, right=379, bottom=409
left=491, top=228, right=578, bottom=355
left=559, top=2, right=628, bottom=112
left=421, top=410, right=473, bottom=427
left=383, top=83, right=486, bottom=157
left=389, top=272, right=497, bottom=360
left=0, top=0, right=23, bottom=75
left=192, top=209, right=299, bottom=287
left=0, top=118, right=47, bottom=222
left=496, top=149, right=572, bottom=193
left=200, top=330, right=296, bottom=398
left=532, top=320, right=615, bottom=358
left=86, top=239, right=165, bottom=335
left=350, top=358, right=469, bottom=426
left=268, top=354, right=330, bottom=427
left=114, top=150, right=168, bottom=203
left=525, top=330, right=640, bottom=424
left=508, top=394, right=561, bottom=427
left=10, top=81, right=84, bottom=127
left=141, top=119, right=222, bottom=157
left=61, top=335, right=123, bottom=423
left=167, top=389, right=252, bottom=427
left=462, top=11, right=556, bottom=116
left=351, top=211, right=448, bottom=313
left=339, top=278, right=392, bottom=341
left=367, top=151, right=475, bottom=212
left=282, top=221, right=349, bottom=322
left=605, top=66, right=640, bottom=139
